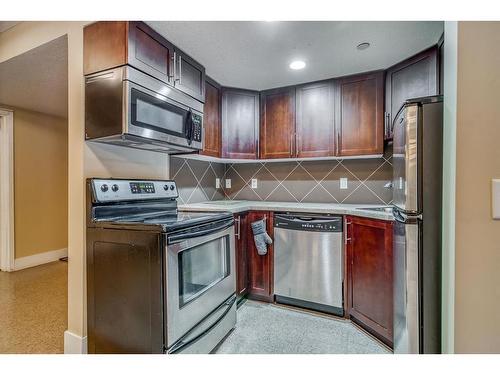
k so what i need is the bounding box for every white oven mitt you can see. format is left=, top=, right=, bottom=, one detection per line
left=251, top=219, right=273, bottom=256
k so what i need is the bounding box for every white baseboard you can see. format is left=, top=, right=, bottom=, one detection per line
left=14, top=247, right=68, bottom=270
left=64, top=330, right=88, bottom=354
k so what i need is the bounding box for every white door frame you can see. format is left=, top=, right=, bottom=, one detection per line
left=0, top=108, right=15, bottom=272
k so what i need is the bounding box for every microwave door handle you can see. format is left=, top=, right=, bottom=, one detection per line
left=185, top=110, right=194, bottom=145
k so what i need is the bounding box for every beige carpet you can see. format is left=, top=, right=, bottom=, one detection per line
left=0, top=261, right=67, bottom=353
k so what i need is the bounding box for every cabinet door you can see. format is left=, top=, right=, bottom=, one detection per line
left=235, top=213, right=249, bottom=297
left=201, top=78, right=221, bottom=157
left=385, top=46, right=438, bottom=139
left=128, top=21, right=175, bottom=85
left=346, top=216, right=393, bottom=347
left=336, top=71, right=384, bottom=156
left=296, top=80, right=335, bottom=157
left=246, top=211, right=274, bottom=302
left=84, top=21, right=128, bottom=75
left=221, top=88, right=260, bottom=159
left=174, top=49, right=206, bottom=102
left=260, top=87, right=296, bottom=159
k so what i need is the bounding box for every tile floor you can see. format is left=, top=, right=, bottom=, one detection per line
left=0, top=261, right=67, bottom=353
left=216, top=300, right=391, bottom=354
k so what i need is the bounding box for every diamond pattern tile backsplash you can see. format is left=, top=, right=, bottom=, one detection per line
left=170, top=157, right=227, bottom=204
left=170, top=148, right=393, bottom=205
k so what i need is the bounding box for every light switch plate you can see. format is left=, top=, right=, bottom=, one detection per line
left=492, top=179, right=500, bottom=219
left=340, top=177, right=348, bottom=190
left=215, top=178, right=221, bottom=189
left=225, top=179, right=231, bottom=189
left=251, top=178, right=258, bottom=189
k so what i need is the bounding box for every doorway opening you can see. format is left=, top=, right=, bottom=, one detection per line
left=0, top=34, right=69, bottom=353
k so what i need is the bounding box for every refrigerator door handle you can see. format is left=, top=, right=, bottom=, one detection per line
left=393, top=208, right=422, bottom=223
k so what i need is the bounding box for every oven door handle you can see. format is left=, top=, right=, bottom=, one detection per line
left=167, top=294, right=237, bottom=354
left=167, top=218, right=234, bottom=245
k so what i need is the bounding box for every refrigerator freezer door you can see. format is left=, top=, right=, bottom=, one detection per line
left=393, top=103, right=419, bottom=214
left=393, top=218, right=420, bottom=354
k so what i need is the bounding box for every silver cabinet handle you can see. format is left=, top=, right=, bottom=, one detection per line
left=385, top=112, right=391, bottom=136
left=178, top=55, right=182, bottom=85
left=345, top=220, right=352, bottom=245
left=235, top=217, right=241, bottom=240
left=171, top=51, right=177, bottom=82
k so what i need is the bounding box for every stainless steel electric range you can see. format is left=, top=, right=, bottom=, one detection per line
left=86, top=178, right=236, bottom=354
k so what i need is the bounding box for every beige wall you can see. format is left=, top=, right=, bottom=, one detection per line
left=454, top=21, right=500, bottom=353
left=11, top=107, right=68, bottom=258
left=1, top=22, right=169, bottom=352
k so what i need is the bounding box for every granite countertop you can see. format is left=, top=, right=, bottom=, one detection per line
left=178, top=200, right=394, bottom=221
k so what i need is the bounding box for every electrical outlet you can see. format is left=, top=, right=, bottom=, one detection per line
left=215, top=178, right=221, bottom=189
left=225, top=179, right=231, bottom=189
left=251, top=178, right=258, bottom=189
left=340, top=177, right=348, bottom=190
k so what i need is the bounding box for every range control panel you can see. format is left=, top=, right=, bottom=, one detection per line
left=92, top=179, right=178, bottom=203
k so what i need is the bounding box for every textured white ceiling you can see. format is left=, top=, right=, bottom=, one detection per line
left=0, top=35, right=68, bottom=118
left=147, top=21, right=444, bottom=90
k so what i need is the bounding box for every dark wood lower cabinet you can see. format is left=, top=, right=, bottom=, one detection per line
left=246, top=211, right=274, bottom=302
left=345, top=215, right=394, bottom=348
left=234, top=212, right=249, bottom=298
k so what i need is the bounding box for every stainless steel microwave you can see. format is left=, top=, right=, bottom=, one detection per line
left=85, top=66, right=203, bottom=153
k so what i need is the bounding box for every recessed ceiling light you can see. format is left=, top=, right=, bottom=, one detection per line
left=289, top=60, right=306, bottom=70
left=357, top=42, right=370, bottom=51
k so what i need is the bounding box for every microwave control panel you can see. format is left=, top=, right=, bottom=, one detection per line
left=192, top=113, right=202, bottom=142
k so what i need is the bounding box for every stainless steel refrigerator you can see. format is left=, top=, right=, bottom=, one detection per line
left=392, top=95, right=443, bottom=354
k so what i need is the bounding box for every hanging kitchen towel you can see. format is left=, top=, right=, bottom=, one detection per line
left=251, top=219, right=273, bottom=256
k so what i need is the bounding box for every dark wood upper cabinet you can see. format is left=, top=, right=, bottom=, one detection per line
left=174, top=48, right=206, bottom=102
left=296, top=80, right=335, bottom=157
left=246, top=211, right=274, bottom=302
left=385, top=46, right=438, bottom=139
left=335, top=71, right=384, bottom=156
left=127, top=21, right=175, bottom=85
left=260, top=87, right=296, bottom=159
left=345, top=215, right=393, bottom=348
left=221, top=88, right=260, bottom=159
left=84, top=21, right=205, bottom=102
left=201, top=78, right=221, bottom=157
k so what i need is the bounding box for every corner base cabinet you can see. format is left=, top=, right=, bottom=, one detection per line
left=246, top=211, right=274, bottom=302
left=345, top=215, right=394, bottom=348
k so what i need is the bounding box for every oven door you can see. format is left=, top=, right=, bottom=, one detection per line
left=125, top=81, right=203, bottom=150
left=165, top=218, right=236, bottom=347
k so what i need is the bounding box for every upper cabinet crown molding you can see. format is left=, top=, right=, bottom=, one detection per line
left=84, top=21, right=206, bottom=103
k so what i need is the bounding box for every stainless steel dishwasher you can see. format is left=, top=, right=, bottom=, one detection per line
left=274, top=213, right=344, bottom=316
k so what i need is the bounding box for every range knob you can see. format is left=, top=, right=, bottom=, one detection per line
left=170, top=185, right=175, bottom=191
left=111, top=184, right=119, bottom=192
left=163, top=185, right=169, bottom=191
left=100, top=184, right=108, bottom=192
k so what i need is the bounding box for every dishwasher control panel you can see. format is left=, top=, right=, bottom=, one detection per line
left=274, top=213, right=343, bottom=232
